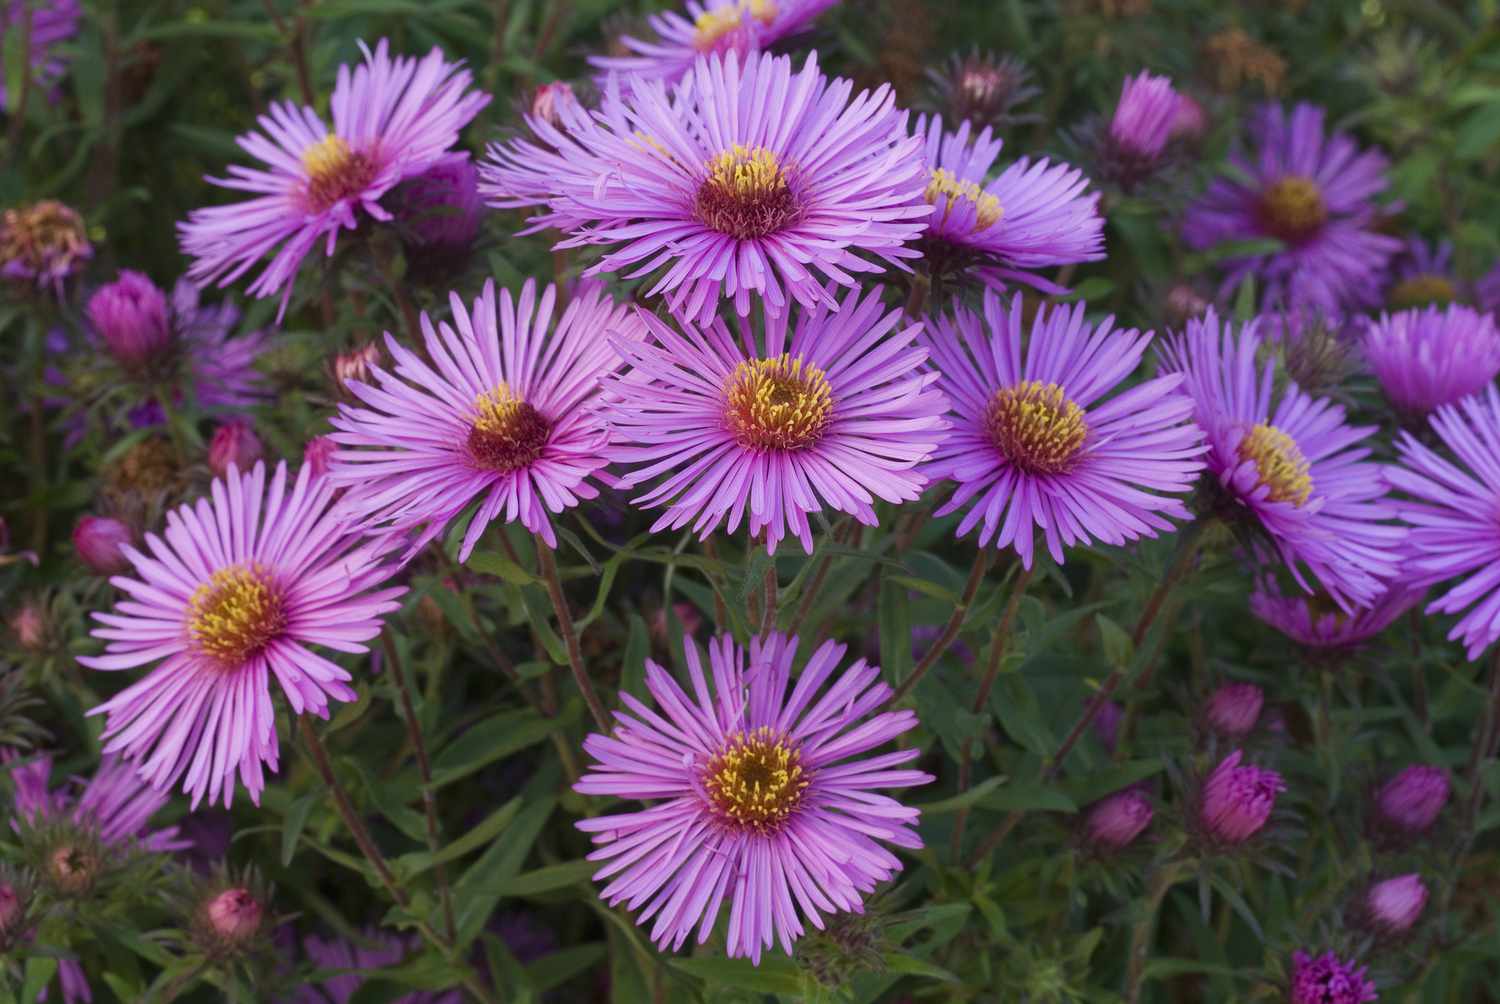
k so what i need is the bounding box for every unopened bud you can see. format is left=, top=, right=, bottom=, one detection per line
left=207, top=419, right=263, bottom=478
left=0, top=883, right=21, bottom=931
left=1198, top=750, right=1284, bottom=844
left=46, top=844, right=99, bottom=896
left=8, top=602, right=47, bottom=652
left=1376, top=765, right=1449, bottom=834
left=1084, top=789, right=1152, bottom=850
left=73, top=516, right=134, bottom=575
left=204, top=887, right=263, bottom=944
left=88, top=270, right=172, bottom=369
left=1366, top=873, right=1427, bottom=934
left=1203, top=682, right=1263, bottom=739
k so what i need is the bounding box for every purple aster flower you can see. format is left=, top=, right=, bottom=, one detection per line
left=1388, top=387, right=1500, bottom=658
left=291, top=929, right=460, bottom=1004
left=481, top=51, right=928, bottom=325
left=73, top=515, right=135, bottom=576
left=1183, top=102, right=1400, bottom=312
left=1375, top=765, right=1449, bottom=834
left=588, top=0, right=840, bottom=87
left=1107, top=71, right=1180, bottom=164
left=1362, top=305, right=1500, bottom=418
left=1083, top=788, right=1152, bottom=850
left=1160, top=309, right=1404, bottom=611
left=923, top=291, right=1204, bottom=567
left=391, top=151, right=483, bottom=258
left=1197, top=749, right=1284, bottom=845
left=179, top=39, right=489, bottom=317
left=1202, top=682, right=1263, bottom=739
left=170, top=280, right=269, bottom=412
left=1386, top=237, right=1459, bottom=309
left=1365, top=873, right=1427, bottom=935
left=0, top=0, right=81, bottom=109
left=329, top=279, right=645, bottom=559
left=0, top=199, right=92, bottom=293
left=604, top=284, right=948, bottom=554
left=80, top=461, right=405, bottom=808
left=1249, top=576, right=1423, bottom=651
left=915, top=115, right=1104, bottom=295
left=1289, top=950, right=1378, bottom=1004
left=575, top=631, right=932, bottom=963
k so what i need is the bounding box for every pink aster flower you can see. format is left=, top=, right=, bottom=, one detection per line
left=1289, top=950, right=1378, bottom=1004
left=923, top=291, right=1204, bottom=567
left=1362, top=305, right=1500, bottom=419
left=1160, top=309, right=1404, bottom=611
left=604, top=284, right=948, bottom=554
left=914, top=115, right=1104, bottom=295
left=590, top=0, right=840, bottom=87
left=575, top=631, right=932, bottom=963
left=329, top=279, right=646, bottom=559
left=178, top=39, right=489, bottom=317
left=1183, top=102, right=1400, bottom=312
left=1389, top=387, right=1500, bottom=658
left=481, top=50, right=928, bottom=325
left=80, top=461, right=405, bottom=808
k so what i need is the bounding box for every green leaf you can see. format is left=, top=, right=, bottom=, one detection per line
left=468, top=550, right=539, bottom=585
left=884, top=574, right=961, bottom=605
left=879, top=577, right=912, bottom=683
left=22, top=957, right=58, bottom=1004
left=528, top=943, right=608, bottom=993
left=670, top=955, right=804, bottom=992
left=1059, top=760, right=1164, bottom=806
left=1095, top=613, right=1133, bottom=669
left=394, top=798, right=522, bottom=877
left=914, top=775, right=1007, bottom=815
left=281, top=793, right=317, bottom=867
left=884, top=953, right=960, bottom=983
left=429, top=705, right=577, bottom=789
left=978, top=782, right=1077, bottom=814
left=490, top=858, right=597, bottom=897
left=1456, top=103, right=1500, bottom=160
left=453, top=763, right=562, bottom=948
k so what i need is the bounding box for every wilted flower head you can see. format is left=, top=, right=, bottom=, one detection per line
left=8, top=600, right=48, bottom=652
left=1375, top=765, right=1449, bottom=834
left=73, top=515, right=134, bottom=576
left=1362, top=305, right=1500, bottom=418
left=88, top=270, right=173, bottom=369
left=392, top=152, right=483, bottom=257
left=924, top=49, right=1039, bottom=130
left=1365, top=873, right=1427, bottom=934
left=332, top=342, right=382, bottom=396
left=1203, top=682, right=1263, bottom=739
left=1198, top=750, right=1285, bottom=845
left=1289, top=950, right=1377, bottom=1004
left=208, top=418, right=264, bottom=477
left=1084, top=789, right=1152, bottom=850
left=0, top=200, right=92, bottom=292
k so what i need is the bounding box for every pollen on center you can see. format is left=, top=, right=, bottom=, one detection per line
left=702, top=726, right=809, bottom=835
left=723, top=354, right=834, bottom=451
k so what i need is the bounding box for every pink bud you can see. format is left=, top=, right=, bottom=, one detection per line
left=72, top=516, right=134, bottom=575
left=1084, top=789, right=1152, bottom=849
left=1092, top=700, right=1124, bottom=754
left=208, top=419, right=263, bottom=477
left=1203, top=682, right=1263, bottom=739
left=1198, top=750, right=1285, bottom=844
left=8, top=603, right=46, bottom=651
left=1366, top=873, right=1427, bottom=933
left=302, top=435, right=336, bottom=479
left=205, top=887, right=263, bottom=943
left=0, top=883, right=20, bottom=930
left=88, top=270, right=172, bottom=368
left=1108, top=71, right=1180, bottom=161
left=530, top=81, right=581, bottom=127
left=1376, top=765, right=1449, bottom=833
left=1170, top=93, right=1206, bottom=141
left=333, top=342, right=382, bottom=395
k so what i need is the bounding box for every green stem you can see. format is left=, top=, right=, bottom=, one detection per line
left=887, top=551, right=993, bottom=706
left=1125, top=861, right=1190, bottom=1003
left=535, top=534, right=610, bottom=731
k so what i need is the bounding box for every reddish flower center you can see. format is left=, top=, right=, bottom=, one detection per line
left=723, top=354, right=833, bottom=451
left=467, top=384, right=551, bottom=472
left=693, top=0, right=778, bottom=50
left=302, top=134, right=379, bottom=213
left=1238, top=423, right=1312, bottom=506
left=1388, top=274, right=1456, bottom=310
left=188, top=564, right=286, bottom=666
left=702, top=727, right=808, bottom=834
left=925, top=168, right=1004, bottom=232
left=695, top=145, right=801, bottom=240
left=1258, top=175, right=1327, bottom=244
left=984, top=380, right=1088, bottom=474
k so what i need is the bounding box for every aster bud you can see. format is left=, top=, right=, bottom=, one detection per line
left=207, top=419, right=263, bottom=477
left=1198, top=750, right=1285, bottom=844
left=1170, top=93, right=1206, bottom=142
left=333, top=342, right=382, bottom=396
left=925, top=49, right=1039, bottom=131
left=528, top=81, right=582, bottom=128
left=1203, top=682, right=1263, bottom=739
left=0, top=882, right=21, bottom=931
left=87, top=270, right=173, bottom=369
left=1092, top=700, right=1124, bottom=754
left=8, top=602, right=48, bottom=652
left=394, top=152, right=482, bottom=258
left=1084, top=789, right=1152, bottom=850
left=1365, top=873, right=1427, bottom=934
left=1289, top=950, right=1377, bottom=1004
left=1376, top=765, right=1449, bottom=834
left=302, top=435, right=336, bottom=479
left=1108, top=71, right=1180, bottom=163
left=72, top=515, right=134, bottom=575
left=203, top=887, right=264, bottom=945
left=45, top=842, right=101, bottom=897
left=1164, top=284, right=1209, bottom=326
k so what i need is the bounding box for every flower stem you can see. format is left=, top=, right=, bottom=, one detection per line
left=535, top=534, right=610, bottom=731
left=760, top=561, right=778, bottom=636
left=1124, top=860, right=1189, bottom=1003
left=887, top=551, right=993, bottom=706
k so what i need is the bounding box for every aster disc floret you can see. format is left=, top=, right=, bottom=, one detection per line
left=80, top=461, right=405, bottom=808
left=1386, top=237, right=1459, bottom=309
left=1362, top=305, right=1500, bottom=418
left=1388, top=386, right=1500, bottom=659
left=924, top=291, right=1204, bottom=567
left=1289, top=950, right=1378, bottom=1004
left=1160, top=309, right=1404, bottom=611
left=178, top=39, right=489, bottom=318
left=330, top=279, right=646, bottom=559
left=589, top=0, right=840, bottom=86
left=482, top=50, right=929, bottom=324
left=914, top=115, right=1104, bottom=295
left=574, top=631, right=932, bottom=963
left=1183, top=102, right=1399, bottom=312
left=605, top=284, right=948, bottom=554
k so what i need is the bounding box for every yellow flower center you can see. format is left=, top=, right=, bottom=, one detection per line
left=924, top=168, right=1004, bottom=232
left=724, top=354, right=833, bottom=451
left=301, top=134, right=379, bottom=213
left=702, top=727, right=808, bottom=834
left=695, top=145, right=800, bottom=240
left=984, top=380, right=1088, bottom=474
left=467, top=384, right=551, bottom=472
left=1388, top=274, right=1457, bottom=310
left=1258, top=175, right=1326, bottom=244
left=693, top=0, right=778, bottom=49
left=1239, top=423, right=1313, bottom=506
left=188, top=564, right=286, bottom=666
